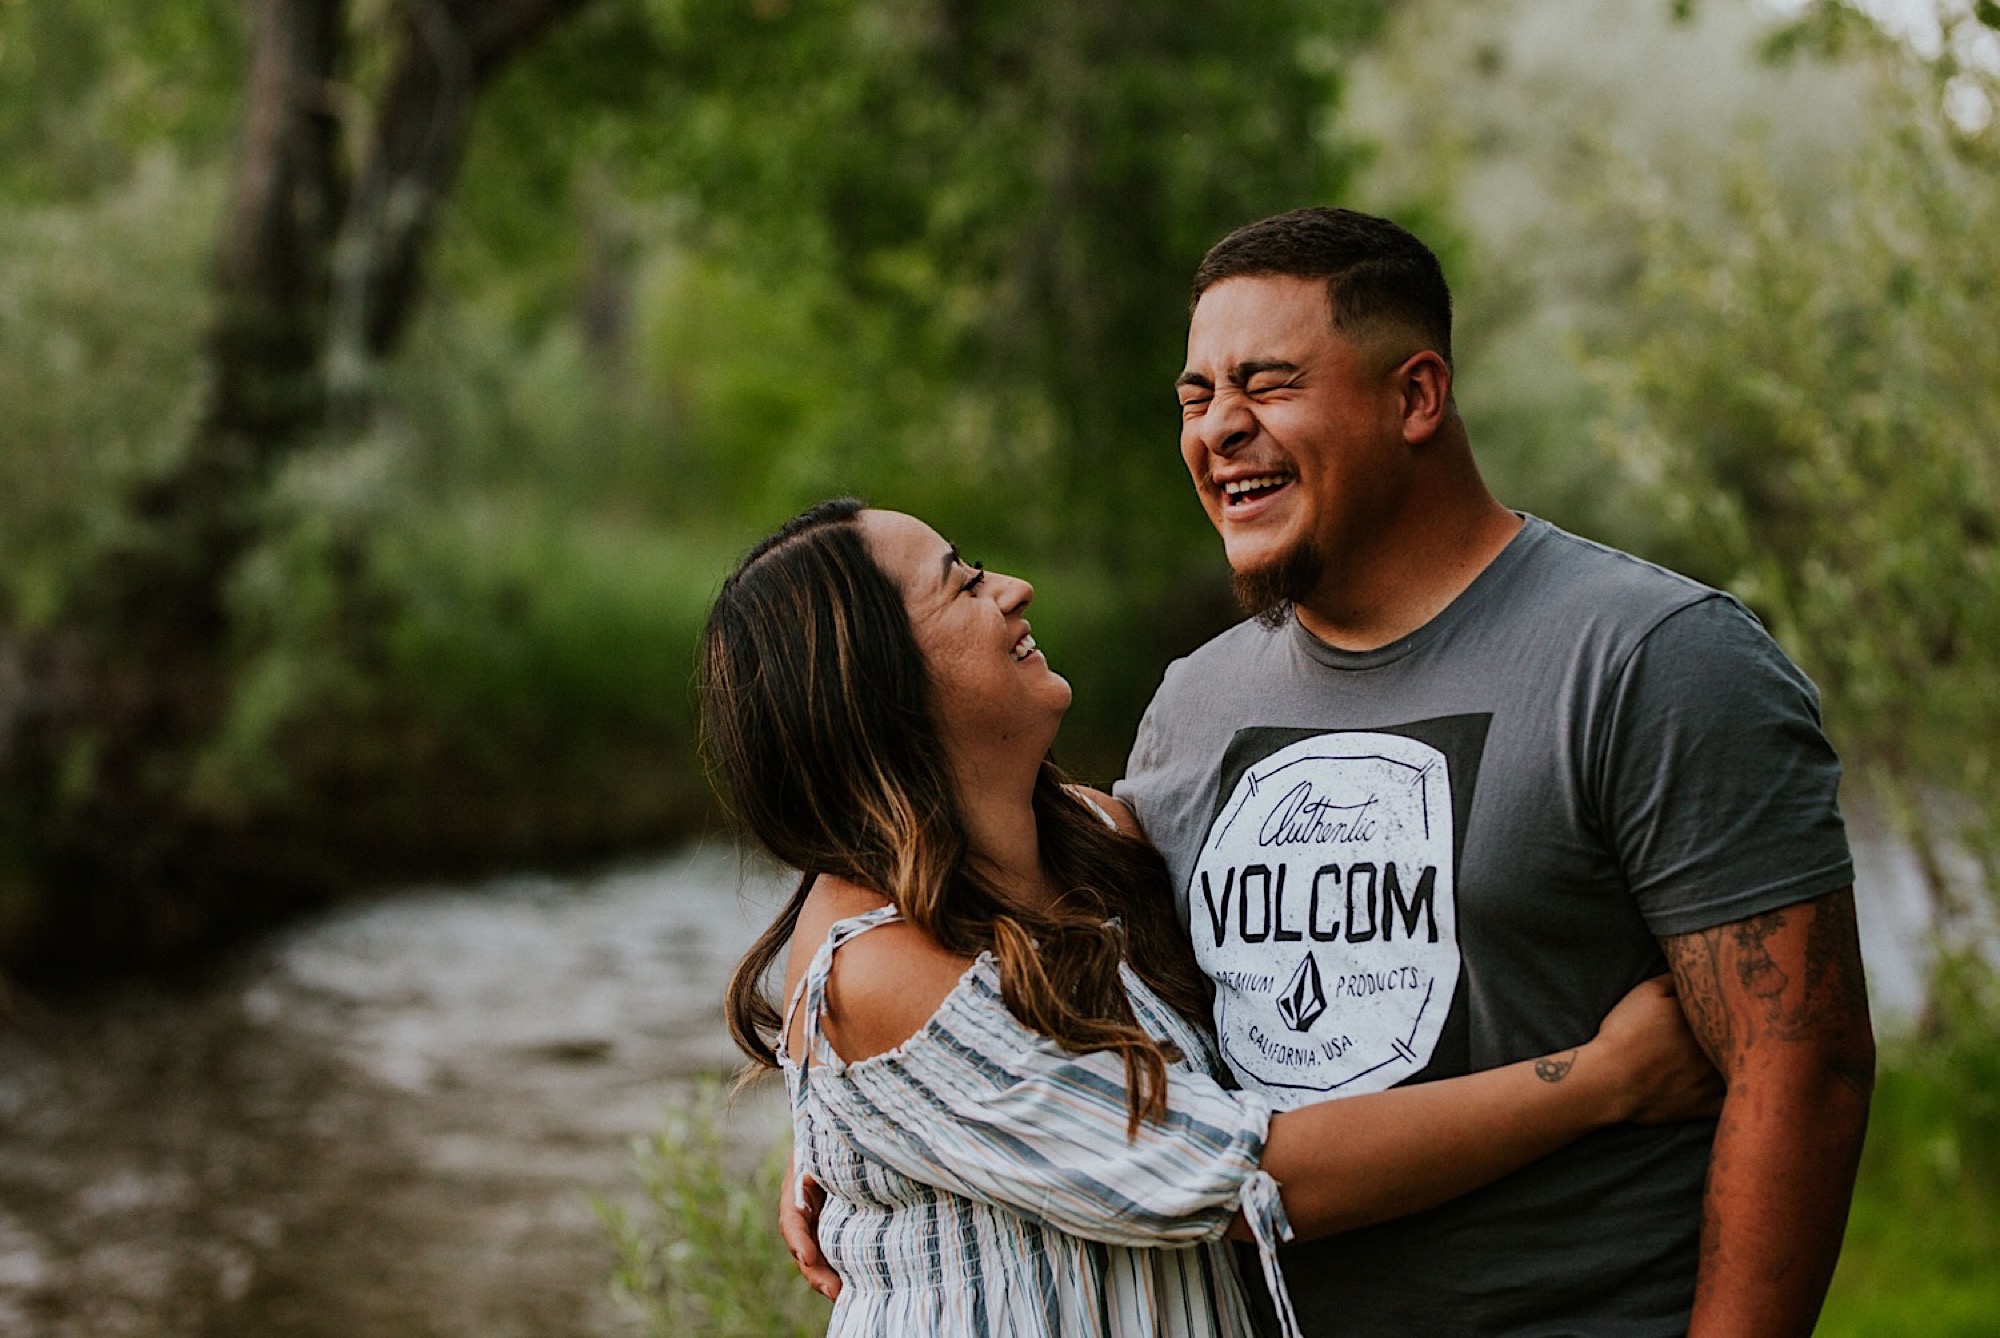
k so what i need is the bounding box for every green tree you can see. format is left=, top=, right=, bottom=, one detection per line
left=510, top=0, right=1390, bottom=767
left=0, top=0, right=1395, bottom=968
left=678, top=0, right=1377, bottom=561
left=0, top=0, right=604, bottom=965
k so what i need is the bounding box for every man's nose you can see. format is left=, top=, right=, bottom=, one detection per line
left=1197, top=394, right=1256, bottom=456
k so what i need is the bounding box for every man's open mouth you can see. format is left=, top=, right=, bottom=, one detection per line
left=1221, top=474, right=1292, bottom=507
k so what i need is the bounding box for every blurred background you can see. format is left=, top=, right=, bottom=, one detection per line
left=0, top=0, right=1994, bottom=1332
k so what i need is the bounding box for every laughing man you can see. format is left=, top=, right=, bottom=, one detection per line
left=1115, top=206, right=1873, bottom=1336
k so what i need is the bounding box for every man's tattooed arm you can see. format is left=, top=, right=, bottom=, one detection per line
left=1661, top=887, right=1875, bottom=1338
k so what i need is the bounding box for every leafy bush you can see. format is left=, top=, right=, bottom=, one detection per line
left=189, top=458, right=730, bottom=872
left=1823, top=1008, right=2000, bottom=1335
left=0, top=153, right=217, bottom=627
left=598, top=1082, right=828, bottom=1338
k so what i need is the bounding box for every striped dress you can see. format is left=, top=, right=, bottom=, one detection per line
left=782, top=905, right=1302, bottom=1337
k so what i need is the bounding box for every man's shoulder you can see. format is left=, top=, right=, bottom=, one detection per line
left=1519, top=517, right=1715, bottom=608
left=1505, top=517, right=1728, bottom=645
left=1152, top=616, right=1289, bottom=699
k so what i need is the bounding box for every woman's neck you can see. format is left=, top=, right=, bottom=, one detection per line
left=954, top=758, right=1057, bottom=915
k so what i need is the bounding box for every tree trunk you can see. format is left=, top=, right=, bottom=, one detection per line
left=206, top=0, right=349, bottom=452
left=4, top=0, right=600, bottom=972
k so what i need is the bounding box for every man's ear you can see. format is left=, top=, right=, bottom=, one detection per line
left=1395, top=350, right=1452, bottom=445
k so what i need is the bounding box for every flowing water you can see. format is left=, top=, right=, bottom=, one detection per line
left=0, top=825, right=1951, bottom=1336
left=0, top=846, right=792, bottom=1337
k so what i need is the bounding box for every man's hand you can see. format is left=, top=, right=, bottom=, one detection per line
left=1662, top=886, right=1875, bottom=1337
left=780, top=1155, right=840, bottom=1301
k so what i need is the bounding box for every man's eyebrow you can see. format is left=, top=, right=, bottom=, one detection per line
left=1229, top=359, right=1299, bottom=385
left=1175, top=360, right=1301, bottom=393
left=940, top=543, right=962, bottom=587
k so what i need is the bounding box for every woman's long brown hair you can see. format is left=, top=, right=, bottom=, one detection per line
left=705, top=499, right=1211, bottom=1134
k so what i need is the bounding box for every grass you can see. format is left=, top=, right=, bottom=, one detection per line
left=597, top=1081, right=830, bottom=1338
left=1819, top=1011, right=2000, bottom=1336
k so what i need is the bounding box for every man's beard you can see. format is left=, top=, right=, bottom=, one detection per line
left=1231, top=538, right=1324, bottom=629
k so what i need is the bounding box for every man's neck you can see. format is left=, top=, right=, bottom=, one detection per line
left=1293, top=497, right=1523, bottom=652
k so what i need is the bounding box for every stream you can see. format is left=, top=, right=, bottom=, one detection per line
left=0, top=825, right=1952, bottom=1335
left=0, top=846, right=791, bottom=1337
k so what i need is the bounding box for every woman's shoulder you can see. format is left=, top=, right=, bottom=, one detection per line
left=791, top=870, right=892, bottom=944
left=1066, top=785, right=1143, bottom=838
left=782, top=873, right=978, bottom=1065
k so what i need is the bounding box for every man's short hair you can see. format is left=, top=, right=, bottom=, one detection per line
left=1192, top=207, right=1453, bottom=366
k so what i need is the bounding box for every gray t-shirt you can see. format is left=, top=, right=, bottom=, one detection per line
left=1115, top=515, right=1852, bottom=1336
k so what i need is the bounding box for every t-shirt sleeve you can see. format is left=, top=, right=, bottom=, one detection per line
left=1112, top=667, right=1178, bottom=831
left=810, top=970, right=1275, bottom=1248
left=1598, top=594, right=1853, bottom=937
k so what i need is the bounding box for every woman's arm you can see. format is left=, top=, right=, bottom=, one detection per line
left=783, top=872, right=1717, bottom=1255
left=1244, top=975, right=1719, bottom=1242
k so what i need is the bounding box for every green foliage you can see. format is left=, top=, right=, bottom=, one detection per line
left=0, top=0, right=241, bottom=202
left=3, top=0, right=1398, bottom=924
left=392, top=0, right=1400, bottom=774
left=1583, top=33, right=2000, bottom=1006
left=458, top=0, right=1387, bottom=568
left=0, top=155, right=218, bottom=627
left=1823, top=1016, right=2000, bottom=1335
left=597, top=1082, right=828, bottom=1338
left=187, top=451, right=727, bottom=867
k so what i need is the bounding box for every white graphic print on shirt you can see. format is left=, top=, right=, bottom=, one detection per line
left=1192, top=729, right=1468, bottom=1107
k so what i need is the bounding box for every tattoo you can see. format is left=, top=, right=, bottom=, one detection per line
left=1662, top=889, right=1872, bottom=1090
left=1534, top=1050, right=1577, bottom=1083
left=1661, top=933, right=1733, bottom=1070
left=1731, top=911, right=1791, bottom=1005
left=1676, top=891, right=1873, bottom=1307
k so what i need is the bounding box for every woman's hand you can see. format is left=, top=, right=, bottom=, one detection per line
left=1585, top=974, right=1724, bottom=1125
left=779, top=1156, right=841, bottom=1301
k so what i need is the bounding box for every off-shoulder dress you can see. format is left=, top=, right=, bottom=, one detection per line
left=781, top=903, right=1303, bottom=1337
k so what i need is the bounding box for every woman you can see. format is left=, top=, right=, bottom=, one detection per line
left=708, top=499, right=1718, bottom=1337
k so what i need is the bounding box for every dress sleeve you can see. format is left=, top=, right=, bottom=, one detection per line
left=808, top=963, right=1278, bottom=1249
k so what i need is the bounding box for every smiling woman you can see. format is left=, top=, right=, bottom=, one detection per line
left=861, top=509, right=1075, bottom=787
left=699, top=498, right=1723, bottom=1338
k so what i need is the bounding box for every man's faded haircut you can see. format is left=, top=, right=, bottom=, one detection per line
left=1191, top=207, right=1453, bottom=367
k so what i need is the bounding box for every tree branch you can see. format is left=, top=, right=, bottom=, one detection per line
left=326, top=0, right=600, bottom=410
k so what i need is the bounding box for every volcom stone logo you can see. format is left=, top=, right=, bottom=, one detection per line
left=1193, top=730, right=1462, bottom=1105
left=1277, top=954, right=1327, bottom=1033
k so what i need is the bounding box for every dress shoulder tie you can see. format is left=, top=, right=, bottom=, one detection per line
left=780, top=903, right=904, bottom=1207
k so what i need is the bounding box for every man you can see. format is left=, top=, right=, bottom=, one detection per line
left=1114, top=206, right=1873, bottom=1334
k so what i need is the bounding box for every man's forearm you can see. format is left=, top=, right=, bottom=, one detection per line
left=1690, top=1055, right=1871, bottom=1334
left=1665, top=888, right=1875, bottom=1337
